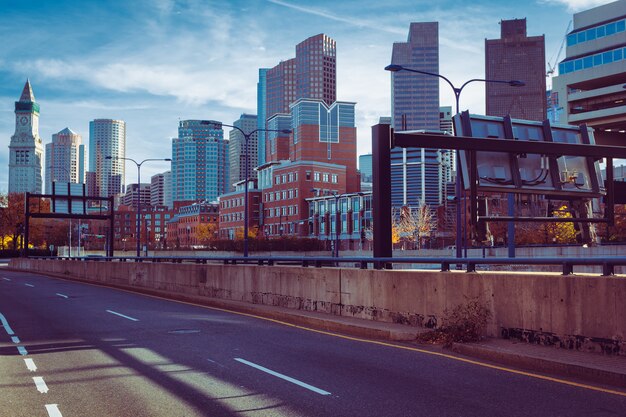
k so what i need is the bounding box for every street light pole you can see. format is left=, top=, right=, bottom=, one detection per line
left=210, top=122, right=291, bottom=257
left=333, top=193, right=340, bottom=258
left=384, top=64, right=524, bottom=260
left=106, top=156, right=171, bottom=257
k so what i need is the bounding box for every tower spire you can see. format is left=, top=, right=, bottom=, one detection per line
left=19, top=79, right=36, bottom=102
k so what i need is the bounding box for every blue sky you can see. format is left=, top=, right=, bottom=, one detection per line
left=0, top=0, right=614, bottom=192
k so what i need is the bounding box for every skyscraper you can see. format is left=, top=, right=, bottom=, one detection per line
left=390, top=22, right=442, bottom=207
left=45, top=127, right=85, bottom=194
left=229, top=114, right=258, bottom=190
left=552, top=0, right=626, bottom=146
left=266, top=59, right=296, bottom=123
left=262, top=33, right=338, bottom=164
left=485, top=18, right=546, bottom=121
left=8, top=80, right=44, bottom=194
left=171, top=120, right=228, bottom=203
left=295, top=34, right=337, bottom=106
left=257, top=68, right=269, bottom=166
left=87, top=119, right=126, bottom=197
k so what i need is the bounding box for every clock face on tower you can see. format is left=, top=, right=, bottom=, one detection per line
left=19, top=116, right=28, bottom=126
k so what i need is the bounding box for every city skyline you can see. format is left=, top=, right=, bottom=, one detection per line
left=0, top=0, right=612, bottom=192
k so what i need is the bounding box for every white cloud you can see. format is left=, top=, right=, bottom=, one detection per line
left=539, top=0, right=615, bottom=12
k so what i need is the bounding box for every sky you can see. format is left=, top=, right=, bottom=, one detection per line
left=0, top=0, right=616, bottom=193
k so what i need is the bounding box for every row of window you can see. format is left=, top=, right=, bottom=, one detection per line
left=275, top=171, right=298, bottom=184
left=266, top=205, right=299, bottom=218
left=559, top=46, right=626, bottom=75
left=265, top=188, right=299, bottom=202
left=567, top=18, right=625, bottom=47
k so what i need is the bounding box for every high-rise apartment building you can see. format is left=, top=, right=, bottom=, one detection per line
left=229, top=114, right=258, bottom=190
left=45, top=127, right=85, bottom=194
left=552, top=0, right=626, bottom=146
left=390, top=22, right=443, bottom=207
left=485, top=18, right=546, bottom=121
left=266, top=59, right=296, bottom=123
left=121, top=183, right=151, bottom=209
left=150, top=171, right=171, bottom=207
left=87, top=119, right=126, bottom=197
left=295, top=34, right=337, bottom=106
left=171, top=120, right=228, bottom=203
left=257, top=68, right=269, bottom=167
left=8, top=80, right=44, bottom=194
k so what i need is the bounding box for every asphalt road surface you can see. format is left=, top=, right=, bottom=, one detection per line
left=1, top=269, right=625, bottom=417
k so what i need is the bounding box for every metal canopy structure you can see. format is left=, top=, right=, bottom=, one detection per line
left=24, top=186, right=115, bottom=257
left=372, top=114, right=626, bottom=267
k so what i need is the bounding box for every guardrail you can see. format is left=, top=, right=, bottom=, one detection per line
left=26, top=255, right=626, bottom=276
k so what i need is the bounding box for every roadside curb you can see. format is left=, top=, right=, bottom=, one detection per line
left=450, top=342, right=626, bottom=389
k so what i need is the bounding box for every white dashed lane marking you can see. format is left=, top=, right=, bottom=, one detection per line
left=33, top=376, right=49, bottom=393
left=106, top=310, right=139, bottom=321
left=24, top=358, right=37, bottom=372
left=46, top=404, right=63, bottom=417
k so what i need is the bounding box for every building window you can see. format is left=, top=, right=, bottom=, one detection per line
left=306, top=171, right=311, bottom=181
left=314, top=171, right=320, bottom=181
left=323, top=173, right=329, bottom=182
left=331, top=174, right=338, bottom=183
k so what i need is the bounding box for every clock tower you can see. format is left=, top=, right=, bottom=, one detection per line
left=8, top=80, right=44, bottom=194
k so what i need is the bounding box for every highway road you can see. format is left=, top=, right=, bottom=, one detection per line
left=1, top=269, right=625, bottom=417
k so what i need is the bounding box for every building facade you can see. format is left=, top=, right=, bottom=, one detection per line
left=295, top=33, right=337, bottom=106
left=359, top=154, right=372, bottom=182
left=219, top=181, right=262, bottom=240
left=167, top=201, right=220, bottom=248
left=257, top=68, right=269, bottom=167
left=228, top=114, right=258, bottom=190
left=121, top=183, right=151, bottom=209
left=307, top=192, right=372, bottom=251
left=45, top=127, right=85, bottom=194
left=485, top=18, right=547, bottom=121
left=150, top=171, right=171, bottom=208
left=87, top=119, right=126, bottom=197
left=390, top=22, right=443, bottom=208
left=171, top=120, right=228, bottom=203
left=8, top=80, right=44, bottom=194
left=290, top=99, right=359, bottom=193
left=552, top=0, right=626, bottom=146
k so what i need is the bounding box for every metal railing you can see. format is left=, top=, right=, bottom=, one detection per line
left=27, top=255, right=626, bottom=276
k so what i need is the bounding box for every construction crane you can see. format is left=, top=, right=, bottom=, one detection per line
left=547, top=20, right=572, bottom=122
left=547, top=20, right=572, bottom=81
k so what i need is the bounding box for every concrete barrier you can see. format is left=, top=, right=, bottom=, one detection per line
left=9, top=258, right=626, bottom=355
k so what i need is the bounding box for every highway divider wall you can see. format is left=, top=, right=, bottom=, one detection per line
left=10, top=258, right=626, bottom=355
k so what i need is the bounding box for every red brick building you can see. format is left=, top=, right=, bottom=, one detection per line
left=167, top=201, right=219, bottom=248
left=219, top=180, right=261, bottom=239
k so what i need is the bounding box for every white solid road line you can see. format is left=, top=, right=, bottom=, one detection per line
left=25, top=283, right=34, bottom=287
left=33, top=376, right=49, bottom=393
left=56, top=293, right=69, bottom=299
left=2, top=277, right=11, bottom=281
left=45, top=404, right=63, bottom=417
left=106, top=309, right=139, bottom=321
left=0, top=312, right=15, bottom=335
left=25, top=358, right=37, bottom=372
left=234, top=358, right=332, bottom=396
left=18, top=346, right=28, bottom=355
left=11, top=336, right=20, bottom=343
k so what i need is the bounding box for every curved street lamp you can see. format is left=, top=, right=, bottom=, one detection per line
left=210, top=122, right=291, bottom=257
left=385, top=64, right=524, bottom=260
left=106, top=156, right=171, bottom=257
